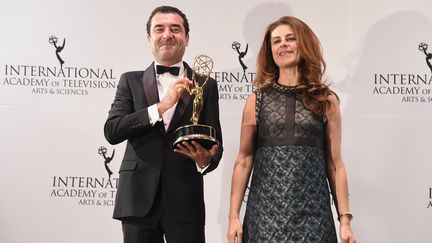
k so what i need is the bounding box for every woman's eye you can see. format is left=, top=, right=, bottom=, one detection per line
left=287, top=37, right=296, bottom=42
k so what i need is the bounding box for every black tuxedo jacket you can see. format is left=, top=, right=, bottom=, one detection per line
left=104, top=62, right=223, bottom=224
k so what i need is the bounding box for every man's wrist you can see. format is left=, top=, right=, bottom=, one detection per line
left=199, top=164, right=206, bottom=169
left=157, top=102, right=168, bottom=116
left=196, top=161, right=210, bottom=173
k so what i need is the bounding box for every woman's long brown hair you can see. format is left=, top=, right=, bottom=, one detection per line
left=254, top=16, right=334, bottom=116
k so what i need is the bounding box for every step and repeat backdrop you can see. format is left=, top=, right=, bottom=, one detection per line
left=1, top=0, right=431, bottom=242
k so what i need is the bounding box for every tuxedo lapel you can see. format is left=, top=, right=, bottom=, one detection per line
left=167, top=62, right=193, bottom=133
left=142, top=63, right=160, bottom=107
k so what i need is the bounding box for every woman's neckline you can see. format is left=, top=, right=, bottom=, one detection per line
left=272, top=81, right=304, bottom=93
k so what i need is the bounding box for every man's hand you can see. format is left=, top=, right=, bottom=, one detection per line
left=158, top=78, right=191, bottom=115
left=174, top=141, right=218, bottom=168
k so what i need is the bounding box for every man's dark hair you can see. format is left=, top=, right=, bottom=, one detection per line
left=146, top=6, right=190, bottom=36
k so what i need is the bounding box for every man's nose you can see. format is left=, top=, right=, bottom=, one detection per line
left=162, top=29, right=173, bottom=39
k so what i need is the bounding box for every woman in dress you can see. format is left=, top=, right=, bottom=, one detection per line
left=227, top=16, right=356, bottom=243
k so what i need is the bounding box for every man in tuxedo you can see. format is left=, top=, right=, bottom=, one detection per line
left=104, top=5, right=223, bottom=243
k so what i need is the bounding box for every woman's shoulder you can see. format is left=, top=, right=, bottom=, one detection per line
left=325, top=91, right=341, bottom=118
left=246, top=92, right=257, bottom=106
left=327, top=91, right=340, bottom=105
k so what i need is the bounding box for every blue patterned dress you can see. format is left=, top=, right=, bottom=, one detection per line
left=242, top=82, right=337, bottom=243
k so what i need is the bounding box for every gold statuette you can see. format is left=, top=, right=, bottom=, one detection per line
left=173, top=54, right=218, bottom=149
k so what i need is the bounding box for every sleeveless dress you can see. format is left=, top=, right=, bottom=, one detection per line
left=242, top=82, right=337, bottom=243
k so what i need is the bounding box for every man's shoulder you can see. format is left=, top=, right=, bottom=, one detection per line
left=120, top=68, right=153, bottom=81
left=121, top=63, right=154, bottom=78
left=206, top=76, right=218, bottom=87
left=117, top=71, right=144, bottom=84
left=121, top=70, right=145, bottom=77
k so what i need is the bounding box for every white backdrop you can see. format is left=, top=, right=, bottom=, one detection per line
left=1, top=0, right=432, bottom=242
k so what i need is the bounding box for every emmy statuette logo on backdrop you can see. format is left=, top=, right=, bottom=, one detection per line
left=173, top=54, right=219, bottom=149
left=98, top=146, right=115, bottom=178
left=48, top=35, right=66, bottom=67
left=232, top=41, right=248, bottom=74
left=418, top=42, right=432, bottom=73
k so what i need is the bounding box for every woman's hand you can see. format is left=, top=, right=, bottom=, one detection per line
left=340, top=223, right=356, bottom=243
left=227, top=217, right=243, bottom=243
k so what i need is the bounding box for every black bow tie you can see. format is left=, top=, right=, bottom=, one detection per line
left=156, top=65, right=180, bottom=76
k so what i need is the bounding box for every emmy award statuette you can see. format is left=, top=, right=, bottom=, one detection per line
left=173, top=55, right=219, bottom=149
